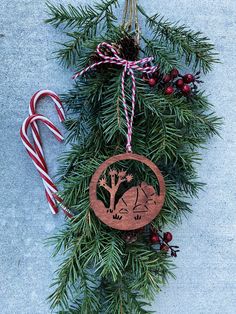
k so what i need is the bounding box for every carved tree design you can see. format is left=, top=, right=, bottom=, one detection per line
left=99, top=169, right=133, bottom=213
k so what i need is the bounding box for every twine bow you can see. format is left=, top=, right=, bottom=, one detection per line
left=73, top=42, right=158, bottom=152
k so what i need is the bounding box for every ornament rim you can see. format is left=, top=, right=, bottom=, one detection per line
left=89, top=152, right=166, bottom=231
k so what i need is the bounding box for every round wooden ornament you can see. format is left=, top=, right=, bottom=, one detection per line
left=89, top=152, right=165, bottom=231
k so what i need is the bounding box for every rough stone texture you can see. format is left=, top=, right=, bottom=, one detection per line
left=0, top=0, right=235, bottom=313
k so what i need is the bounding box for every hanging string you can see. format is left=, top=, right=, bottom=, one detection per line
left=73, top=42, right=157, bottom=152
left=122, top=0, right=140, bottom=42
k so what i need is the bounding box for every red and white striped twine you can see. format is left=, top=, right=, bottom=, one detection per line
left=73, top=42, right=158, bottom=152
left=20, top=91, right=72, bottom=217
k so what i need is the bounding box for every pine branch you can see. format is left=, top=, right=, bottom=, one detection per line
left=138, top=5, right=219, bottom=73
left=96, top=233, right=125, bottom=282
left=46, top=0, right=119, bottom=66
left=99, top=71, right=127, bottom=143
left=46, top=2, right=95, bottom=29
left=45, top=2, right=222, bottom=312
left=142, top=35, right=181, bottom=72
left=154, top=179, right=192, bottom=227
left=125, top=242, right=174, bottom=300
left=102, top=276, right=154, bottom=314
left=48, top=237, right=83, bottom=309
left=46, top=0, right=118, bottom=29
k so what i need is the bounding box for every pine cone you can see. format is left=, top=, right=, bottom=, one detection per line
left=118, top=36, right=139, bottom=61
left=122, top=232, right=138, bottom=244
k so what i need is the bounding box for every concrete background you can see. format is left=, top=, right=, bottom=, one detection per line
left=0, top=0, right=235, bottom=313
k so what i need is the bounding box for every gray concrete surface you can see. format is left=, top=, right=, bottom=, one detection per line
left=0, top=0, right=235, bottom=313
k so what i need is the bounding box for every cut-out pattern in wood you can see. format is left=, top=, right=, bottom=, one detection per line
left=89, top=153, right=166, bottom=231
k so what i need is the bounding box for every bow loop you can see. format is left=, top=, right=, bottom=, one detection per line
left=74, top=42, right=158, bottom=152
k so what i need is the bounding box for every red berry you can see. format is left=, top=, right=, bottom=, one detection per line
left=164, top=232, right=173, bottom=243
left=170, top=68, right=179, bottom=78
left=171, top=251, right=177, bottom=257
left=181, top=84, right=191, bottom=94
left=148, top=78, right=157, bottom=87
left=183, top=74, right=195, bottom=83
left=163, top=74, right=171, bottom=83
left=165, top=86, right=175, bottom=95
left=176, top=79, right=184, bottom=88
left=160, top=244, right=169, bottom=252
left=150, top=233, right=160, bottom=244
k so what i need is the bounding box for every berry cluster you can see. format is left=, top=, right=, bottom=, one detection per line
left=122, top=226, right=179, bottom=257
left=143, top=66, right=201, bottom=97
left=150, top=228, right=179, bottom=257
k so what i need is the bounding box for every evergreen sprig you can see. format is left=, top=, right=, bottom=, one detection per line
left=46, top=0, right=118, bottom=29
left=142, top=36, right=180, bottom=73
left=46, top=0, right=119, bottom=66
left=138, top=5, right=219, bottom=73
left=45, top=1, right=221, bottom=313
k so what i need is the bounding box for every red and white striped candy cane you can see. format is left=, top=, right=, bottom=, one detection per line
left=29, top=90, right=65, bottom=171
left=29, top=91, right=72, bottom=217
left=73, top=42, right=157, bottom=152
left=20, top=114, right=72, bottom=217
left=20, top=114, right=63, bottom=214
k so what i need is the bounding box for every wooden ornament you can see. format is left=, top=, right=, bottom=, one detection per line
left=89, top=152, right=165, bottom=231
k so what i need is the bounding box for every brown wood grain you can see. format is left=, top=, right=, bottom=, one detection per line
left=89, top=152, right=165, bottom=231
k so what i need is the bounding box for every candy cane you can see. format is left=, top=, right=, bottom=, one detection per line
left=20, top=114, right=72, bottom=217
left=29, top=90, right=65, bottom=170
left=29, top=91, right=72, bottom=217
left=21, top=114, right=63, bottom=213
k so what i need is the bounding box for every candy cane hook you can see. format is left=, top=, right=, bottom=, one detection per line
left=20, top=114, right=64, bottom=215
left=29, top=90, right=65, bottom=170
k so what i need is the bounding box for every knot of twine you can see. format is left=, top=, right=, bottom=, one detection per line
left=73, top=42, right=158, bottom=152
